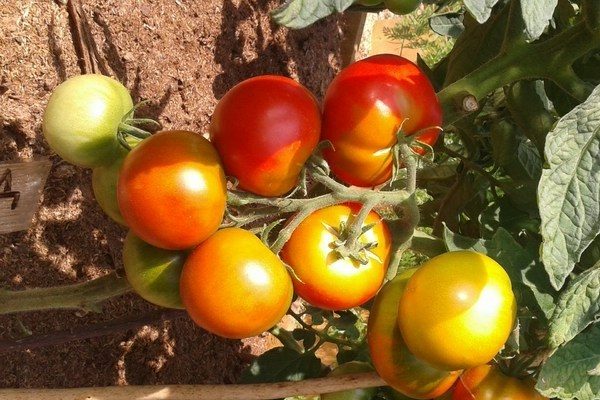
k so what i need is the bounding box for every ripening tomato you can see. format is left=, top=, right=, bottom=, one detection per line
left=209, top=75, right=321, bottom=197
left=368, top=269, right=461, bottom=399
left=43, top=74, right=133, bottom=168
left=452, top=364, right=548, bottom=400
left=180, top=228, right=293, bottom=339
left=123, top=232, right=187, bottom=309
left=280, top=203, right=391, bottom=311
left=398, top=251, right=517, bottom=371
left=322, top=54, right=442, bottom=187
left=321, top=361, right=378, bottom=400
left=118, top=130, right=227, bottom=250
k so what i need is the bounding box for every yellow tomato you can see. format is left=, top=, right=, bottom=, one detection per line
left=368, top=269, right=461, bottom=399
left=397, top=251, right=517, bottom=371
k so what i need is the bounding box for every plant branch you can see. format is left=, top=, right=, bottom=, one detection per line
left=438, top=21, right=600, bottom=125
left=0, top=309, right=186, bottom=353
left=0, top=272, right=131, bottom=315
left=551, top=66, right=594, bottom=102
left=0, top=373, right=386, bottom=400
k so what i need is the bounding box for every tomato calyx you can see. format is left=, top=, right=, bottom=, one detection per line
left=388, top=123, right=443, bottom=189
left=117, top=101, right=162, bottom=150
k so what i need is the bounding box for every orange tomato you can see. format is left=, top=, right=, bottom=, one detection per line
left=452, top=364, right=547, bottom=399
left=280, top=203, right=391, bottom=310
left=180, top=228, right=293, bottom=339
left=117, top=130, right=227, bottom=250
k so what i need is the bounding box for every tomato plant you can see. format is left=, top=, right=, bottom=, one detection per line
left=452, top=364, right=547, bottom=399
left=117, top=130, right=227, bottom=250
left=321, top=362, right=378, bottom=400
left=321, top=54, right=442, bottom=187
left=179, top=227, right=293, bottom=339
left=123, top=232, right=187, bottom=309
left=397, top=251, right=516, bottom=371
left=43, top=74, right=133, bottom=168
left=368, top=268, right=461, bottom=399
left=209, top=75, right=321, bottom=197
left=280, top=203, right=391, bottom=311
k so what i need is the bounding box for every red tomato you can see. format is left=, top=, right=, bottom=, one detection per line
left=322, top=54, right=442, bottom=187
left=452, top=364, right=548, bottom=399
left=209, top=75, right=321, bottom=197
left=280, top=203, right=391, bottom=310
left=179, top=228, right=293, bottom=339
left=118, top=130, right=227, bottom=250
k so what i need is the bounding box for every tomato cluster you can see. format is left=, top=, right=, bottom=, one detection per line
left=42, top=55, right=539, bottom=398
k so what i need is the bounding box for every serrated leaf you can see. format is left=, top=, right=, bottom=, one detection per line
left=520, top=0, right=558, bottom=41
left=463, top=0, right=500, bottom=23
left=292, top=328, right=318, bottom=350
left=332, top=310, right=358, bottom=330
left=240, top=347, right=322, bottom=383
left=271, top=0, right=353, bottom=30
left=539, top=85, right=600, bottom=290
left=429, top=12, right=465, bottom=38
left=548, top=265, right=600, bottom=348
left=537, top=324, right=600, bottom=400
left=516, top=136, right=542, bottom=181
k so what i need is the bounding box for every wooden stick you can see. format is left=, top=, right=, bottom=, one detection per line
left=0, top=373, right=386, bottom=400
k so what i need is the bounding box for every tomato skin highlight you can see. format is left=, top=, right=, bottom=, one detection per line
left=118, top=130, right=227, bottom=250
left=322, top=54, right=442, bottom=187
left=123, top=231, right=187, bottom=309
left=452, top=364, right=548, bottom=400
left=368, top=269, right=461, bottom=399
left=43, top=74, right=133, bottom=168
left=280, top=203, right=391, bottom=311
left=179, top=228, right=293, bottom=339
left=210, top=75, right=321, bottom=197
left=398, top=251, right=517, bottom=371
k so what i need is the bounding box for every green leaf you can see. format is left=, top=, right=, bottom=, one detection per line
left=548, top=265, right=600, bottom=348
left=516, top=135, right=542, bottom=181
left=537, top=324, right=600, bottom=400
left=520, top=0, right=558, bottom=41
left=539, top=85, right=600, bottom=290
left=271, top=0, right=354, bottom=29
left=240, top=347, right=322, bottom=383
left=292, top=328, right=318, bottom=350
left=463, top=0, right=500, bottom=23
left=429, top=12, right=465, bottom=38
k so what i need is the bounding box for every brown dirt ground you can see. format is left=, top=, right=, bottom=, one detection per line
left=0, top=0, right=346, bottom=388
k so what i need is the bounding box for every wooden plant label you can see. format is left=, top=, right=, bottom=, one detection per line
left=0, top=158, right=52, bottom=234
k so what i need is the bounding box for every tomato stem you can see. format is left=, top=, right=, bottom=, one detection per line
left=0, top=272, right=130, bottom=315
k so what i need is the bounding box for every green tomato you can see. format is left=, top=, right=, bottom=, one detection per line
left=43, top=74, right=133, bottom=168
left=92, top=148, right=127, bottom=225
left=92, top=136, right=141, bottom=226
left=355, top=0, right=384, bottom=6
left=322, top=362, right=378, bottom=400
left=123, top=232, right=187, bottom=309
left=384, top=0, right=420, bottom=15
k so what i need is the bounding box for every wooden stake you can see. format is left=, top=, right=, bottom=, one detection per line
left=0, top=372, right=386, bottom=400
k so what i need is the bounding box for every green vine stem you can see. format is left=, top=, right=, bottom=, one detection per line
left=438, top=21, right=600, bottom=125
left=0, top=272, right=131, bottom=315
